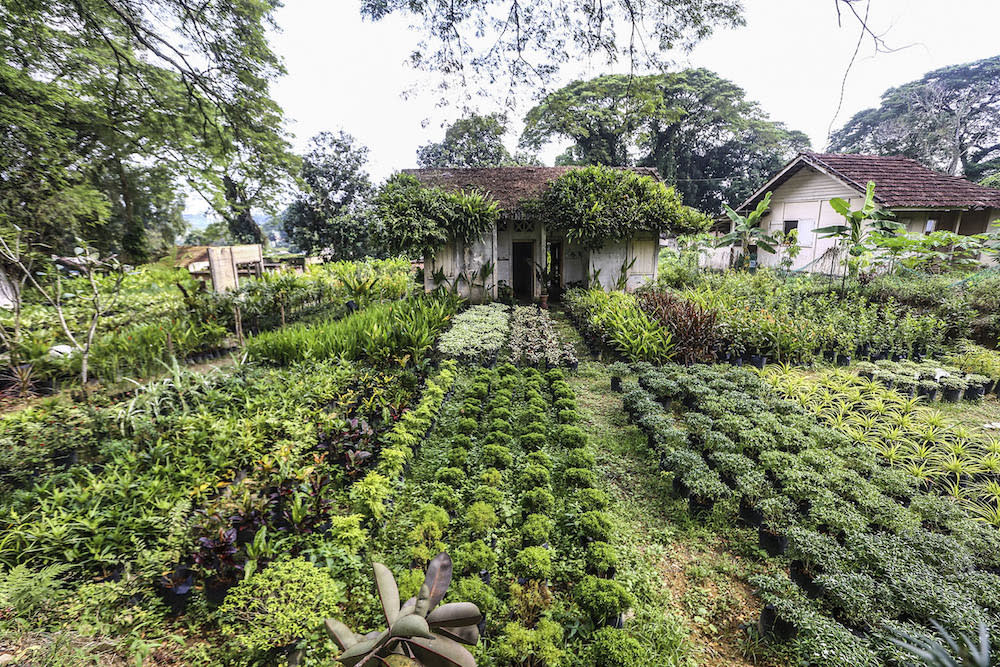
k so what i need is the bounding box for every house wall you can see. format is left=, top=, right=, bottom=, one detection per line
left=756, top=166, right=861, bottom=274
left=425, top=222, right=656, bottom=300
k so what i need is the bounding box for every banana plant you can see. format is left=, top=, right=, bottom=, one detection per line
left=717, top=192, right=777, bottom=270
left=325, top=552, right=482, bottom=667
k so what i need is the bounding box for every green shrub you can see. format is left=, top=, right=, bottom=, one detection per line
left=448, top=447, right=469, bottom=467
left=521, top=488, right=556, bottom=515
left=480, top=468, right=503, bottom=486
left=452, top=434, right=472, bottom=449
left=452, top=576, right=503, bottom=619
left=527, top=450, right=554, bottom=470
left=496, top=620, right=564, bottom=666
left=453, top=540, right=498, bottom=574
left=546, top=368, right=565, bottom=383
left=467, top=501, right=499, bottom=535
left=491, top=418, right=513, bottom=434
left=557, top=409, right=579, bottom=424
left=490, top=407, right=514, bottom=422
left=218, top=559, right=344, bottom=652
left=576, top=575, right=632, bottom=624
left=474, top=486, right=504, bottom=505
left=432, top=487, right=460, bottom=511
left=554, top=398, right=576, bottom=412
left=579, top=511, right=613, bottom=541
left=436, top=467, right=465, bottom=486
left=555, top=425, right=587, bottom=448
left=482, top=444, right=514, bottom=469
left=566, top=448, right=595, bottom=469
left=520, top=464, right=551, bottom=489
left=513, top=546, right=553, bottom=580
left=520, top=432, right=547, bottom=451
left=586, top=542, right=618, bottom=575
left=521, top=514, right=555, bottom=546
left=457, top=417, right=479, bottom=434
left=468, top=382, right=489, bottom=400
left=564, top=467, right=596, bottom=488
left=588, top=627, right=644, bottom=667
left=485, top=430, right=514, bottom=446
left=577, top=488, right=610, bottom=511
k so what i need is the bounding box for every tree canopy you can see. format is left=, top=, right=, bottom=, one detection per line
left=829, top=56, right=1000, bottom=182
left=0, top=0, right=295, bottom=259
left=283, top=132, right=378, bottom=259
left=532, top=166, right=713, bottom=250
left=359, top=0, right=744, bottom=100
left=520, top=71, right=810, bottom=213
left=417, top=114, right=539, bottom=168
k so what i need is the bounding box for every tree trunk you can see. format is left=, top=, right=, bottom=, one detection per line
left=223, top=174, right=264, bottom=244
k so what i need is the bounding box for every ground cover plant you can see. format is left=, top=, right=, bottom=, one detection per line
left=508, top=306, right=578, bottom=369
left=437, top=303, right=511, bottom=365
left=621, top=362, right=1000, bottom=665
left=761, top=365, right=1000, bottom=525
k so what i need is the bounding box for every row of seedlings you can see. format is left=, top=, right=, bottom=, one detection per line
left=620, top=362, right=1000, bottom=666
left=374, top=363, right=640, bottom=665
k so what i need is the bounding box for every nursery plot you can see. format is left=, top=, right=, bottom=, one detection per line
left=761, top=366, right=1000, bottom=525
left=436, top=304, right=578, bottom=368
left=436, top=303, right=511, bottom=365
left=621, top=363, right=1000, bottom=666
left=363, top=363, right=644, bottom=665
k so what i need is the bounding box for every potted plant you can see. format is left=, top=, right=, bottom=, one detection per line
left=608, top=362, right=629, bottom=393
left=916, top=379, right=939, bottom=401
left=939, top=375, right=967, bottom=403
left=895, top=376, right=917, bottom=398
left=965, top=374, right=989, bottom=401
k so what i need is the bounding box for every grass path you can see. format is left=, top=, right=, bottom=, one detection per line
left=552, top=309, right=774, bottom=666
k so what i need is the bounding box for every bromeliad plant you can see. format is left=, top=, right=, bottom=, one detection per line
left=325, top=553, right=482, bottom=667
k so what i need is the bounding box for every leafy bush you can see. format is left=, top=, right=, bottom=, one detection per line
left=576, top=575, right=633, bottom=623
left=588, top=627, right=645, bottom=667
left=513, top=547, right=553, bottom=580
left=218, top=559, right=344, bottom=652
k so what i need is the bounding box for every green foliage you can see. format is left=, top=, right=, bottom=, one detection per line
left=0, top=564, right=70, bottom=624
left=495, top=619, right=565, bottom=667
left=467, top=501, right=499, bottom=535
left=218, top=559, right=344, bottom=652
left=453, top=540, right=498, bottom=574
left=576, top=576, right=633, bottom=623
left=521, top=514, right=555, bottom=546
left=417, top=114, right=539, bottom=168
left=373, top=173, right=500, bottom=256
left=588, top=627, right=645, bottom=667
left=521, top=70, right=809, bottom=212
left=565, top=289, right=675, bottom=363
left=282, top=131, right=379, bottom=258
left=513, top=547, right=553, bottom=580
left=532, top=165, right=710, bottom=250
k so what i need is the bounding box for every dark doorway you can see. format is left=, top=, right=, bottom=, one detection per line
left=512, top=241, right=534, bottom=301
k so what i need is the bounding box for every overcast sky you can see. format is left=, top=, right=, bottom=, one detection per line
left=234, top=0, right=1000, bottom=209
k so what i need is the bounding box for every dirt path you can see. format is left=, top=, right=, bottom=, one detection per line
left=552, top=309, right=771, bottom=667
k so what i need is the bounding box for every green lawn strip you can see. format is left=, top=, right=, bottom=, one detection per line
left=566, top=360, right=773, bottom=667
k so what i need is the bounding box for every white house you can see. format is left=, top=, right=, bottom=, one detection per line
left=707, top=152, right=1000, bottom=273
left=405, top=167, right=661, bottom=301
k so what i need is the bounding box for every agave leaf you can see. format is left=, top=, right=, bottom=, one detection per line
left=414, top=553, right=453, bottom=617
left=427, top=602, right=482, bottom=628
left=435, top=624, right=481, bottom=646
left=399, top=596, right=417, bottom=616
left=390, top=613, right=435, bottom=639
left=374, top=562, right=401, bottom=625
left=405, top=635, right=477, bottom=667
left=324, top=618, right=360, bottom=650
left=337, top=637, right=380, bottom=667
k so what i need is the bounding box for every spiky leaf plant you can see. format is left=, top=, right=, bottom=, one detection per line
left=326, top=553, right=482, bottom=667
left=889, top=620, right=991, bottom=667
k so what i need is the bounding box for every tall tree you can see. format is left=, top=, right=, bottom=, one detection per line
left=359, top=0, right=744, bottom=99
left=418, top=114, right=539, bottom=168
left=520, top=71, right=810, bottom=212
left=829, top=56, right=1000, bottom=181
left=283, top=132, right=377, bottom=259
left=0, top=0, right=295, bottom=256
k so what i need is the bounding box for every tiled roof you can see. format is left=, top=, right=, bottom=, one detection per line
left=402, top=166, right=661, bottom=209
left=803, top=153, right=1000, bottom=209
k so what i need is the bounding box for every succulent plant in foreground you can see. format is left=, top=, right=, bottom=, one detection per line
left=325, top=552, right=482, bottom=667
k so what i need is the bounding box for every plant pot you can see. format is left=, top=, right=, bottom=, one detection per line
left=610, top=376, right=622, bottom=392
left=871, top=350, right=888, bottom=361
left=823, top=349, right=836, bottom=363
left=673, top=477, right=690, bottom=499
left=539, top=294, right=549, bottom=310
left=479, top=570, right=492, bottom=584
left=942, top=388, right=962, bottom=403
left=758, top=525, right=787, bottom=556
left=607, top=612, right=625, bottom=629
left=689, top=495, right=715, bottom=515
left=730, top=355, right=744, bottom=368
left=892, top=352, right=905, bottom=362
left=758, top=603, right=797, bottom=641
left=858, top=370, right=874, bottom=380
left=836, top=354, right=851, bottom=367
left=749, top=354, right=768, bottom=370
left=917, top=387, right=938, bottom=402
left=966, top=385, right=986, bottom=401
left=789, top=560, right=823, bottom=599
left=738, top=500, right=763, bottom=527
